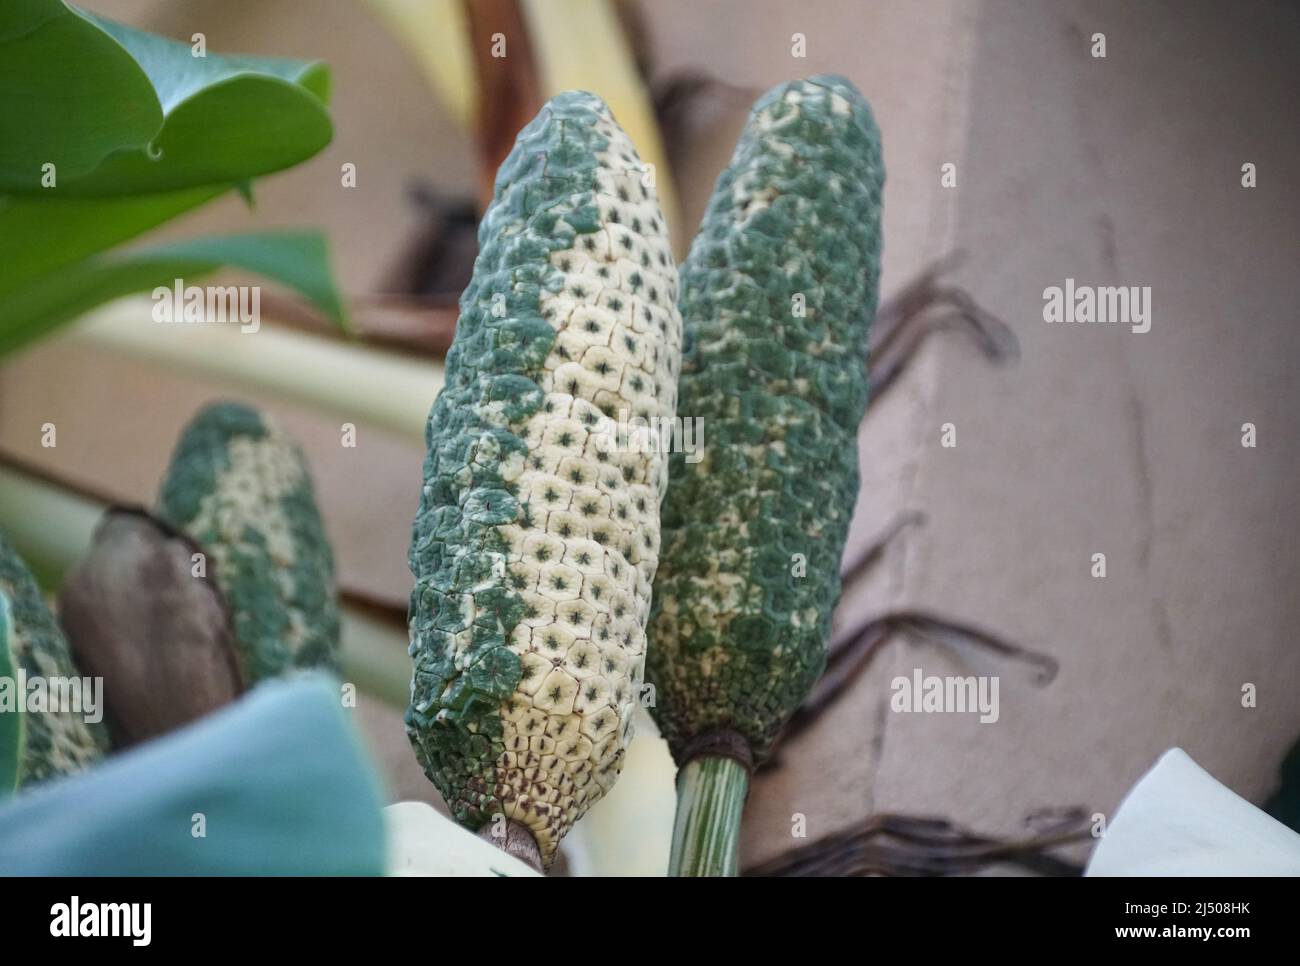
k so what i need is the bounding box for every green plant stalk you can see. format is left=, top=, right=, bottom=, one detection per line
left=0, top=463, right=411, bottom=709
left=339, top=608, right=414, bottom=709
left=67, top=298, right=440, bottom=443
left=669, top=756, right=749, bottom=876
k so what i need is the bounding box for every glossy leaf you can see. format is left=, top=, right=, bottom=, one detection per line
left=0, top=4, right=343, bottom=361
left=0, top=0, right=160, bottom=186
left=0, top=231, right=348, bottom=358
left=0, top=186, right=224, bottom=298
left=0, top=1, right=331, bottom=196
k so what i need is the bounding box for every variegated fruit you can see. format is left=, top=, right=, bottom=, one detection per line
left=157, top=402, right=341, bottom=684
left=407, top=91, right=682, bottom=865
left=0, top=532, right=108, bottom=785
left=647, top=75, right=885, bottom=766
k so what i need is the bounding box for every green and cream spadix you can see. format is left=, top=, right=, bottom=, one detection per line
left=647, top=75, right=885, bottom=875
left=0, top=533, right=108, bottom=787
left=407, top=91, right=682, bottom=867
left=157, top=402, right=342, bottom=684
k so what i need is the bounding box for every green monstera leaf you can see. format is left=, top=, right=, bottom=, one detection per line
left=0, top=1, right=330, bottom=195
left=0, top=231, right=347, bottom=357
left=0, top=1, right=344, bottom=358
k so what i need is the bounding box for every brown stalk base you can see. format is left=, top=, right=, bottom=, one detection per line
left=477, top=818, right=544, bottom=874
left=680, top=728, right=754, bottom=773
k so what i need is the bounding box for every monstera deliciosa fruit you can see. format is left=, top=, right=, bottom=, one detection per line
left=407, top=90, right=683, bottom=869
left=0, top=533, right=108, bottom=788
left=646, top=75, right=885, bottom=875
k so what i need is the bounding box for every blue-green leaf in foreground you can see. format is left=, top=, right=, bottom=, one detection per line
left=0, top=1, right=331, bottom=196
left=0, top=591, right=24, bottom=798
left=0, top=674, right=386, bottom=874
left=0, top=230, right=348, bottom=358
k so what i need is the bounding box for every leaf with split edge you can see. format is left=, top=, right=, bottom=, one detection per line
left=0, top=591, right=24, bottom=798
left=0, top=230, right=349, bottom=359
left=47, top=72, right=333, bottom=198
left=0, top=1, right=332, bottom=196
left=85, top=8, right=330, bottom=109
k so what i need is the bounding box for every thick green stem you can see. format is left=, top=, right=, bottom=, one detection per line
left=669, top=754, right=749, bottom=876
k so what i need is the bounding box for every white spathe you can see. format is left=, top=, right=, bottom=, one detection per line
left=1086, top=748, right=1300, bottom=876
left=560, top=707, right=676, bottom=876
left=384, top=801, right=541, bottom=877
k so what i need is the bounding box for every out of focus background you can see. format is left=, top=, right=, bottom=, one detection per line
left=2, top=0, right=1297, bottom=871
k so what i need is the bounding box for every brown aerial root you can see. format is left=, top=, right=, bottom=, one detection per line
left=745, top=808, right=1092, bottom=877
left=767, top=608, right=1059, bottom=767
left=867, top=250, right=1020, bottom=409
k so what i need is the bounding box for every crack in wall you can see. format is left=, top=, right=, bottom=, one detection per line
left=865, top=694, right=892, bottom=815
left=1127, top=392, right=1156, bottom=574
left=1064, top=3, right=1167, bottom=654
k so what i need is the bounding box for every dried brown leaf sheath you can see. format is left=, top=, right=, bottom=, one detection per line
left=58, top=508, right=243, bottom=747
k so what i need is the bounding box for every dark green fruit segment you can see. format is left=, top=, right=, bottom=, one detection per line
left=0, top=589, right=18, bottom=795
left=158, top=401, right=341, bottom=683
left=0, top=532, right=108, bottom=785
left=407, top=91, right=681, bottom=864
left=647, top=76, right=884, bottom=763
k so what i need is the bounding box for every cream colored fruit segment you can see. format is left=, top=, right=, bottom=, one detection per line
left=20, top=642, right=101, bottom=777
left=491, top=122, right=681, bottom=851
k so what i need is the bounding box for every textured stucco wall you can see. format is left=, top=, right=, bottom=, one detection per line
left=731, top=0, right=1300, bottom=865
